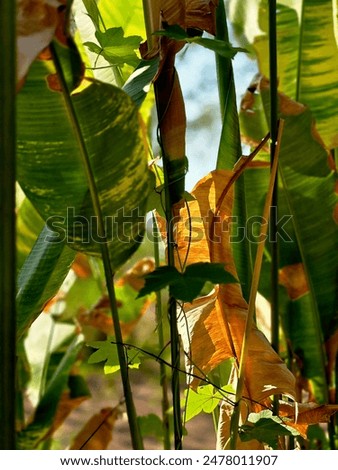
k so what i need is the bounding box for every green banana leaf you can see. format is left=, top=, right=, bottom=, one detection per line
left=215, top=1, right=253, bottom=302
left=16, top=225, right=75, bottom=341
left=17, top=40, right=152, bottom=270
left=227, top=0, right=338, bottom=148
left=242, top=162, right=329, bottom=400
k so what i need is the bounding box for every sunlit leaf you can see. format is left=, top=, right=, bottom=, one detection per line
left=182, top=384, right=233, bottom=422
left=17, top=42, right=152, bottom=270
left=228, top=0, right=338, bottom=148
left=240, top=76, right=337, bottom=402
left=84, top=27, right=142, bottom=67
left=164, top=170, right=296, bottom=402
left=87, top=339, right=142, bottom=374
left=16, top=197, right=45, bottom=270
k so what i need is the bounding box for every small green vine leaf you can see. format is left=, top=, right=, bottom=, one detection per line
left=87, top=339, right=142, bottom=375
left=182, top=384, right=234, bottom=422
left=137, top=262, right=238, bottom=302
left=84, top=27, right=142, bottom=67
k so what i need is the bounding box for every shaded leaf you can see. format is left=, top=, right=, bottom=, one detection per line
left=43, top=390, right=89, bottom=440
left=279, top=401, right=338, bottom=439
left=279, top=263, right=310, bottom=300
left=16, top=224, right=75, bottom=340
left=122, top=58, right=159, bottom=107
left=239, top=410, right=299, bottom=449
left=138, top=262, right=237, bottom=302
left=137, top=414, right=163, bottom=440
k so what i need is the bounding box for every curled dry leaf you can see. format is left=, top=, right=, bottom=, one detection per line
left=16, top=0, right=64, bottom=87
left=117, top=257, right=156, bottom=292
left=70, top=407, right=119, bottom=450
left=278, top=401, right=338, bottom=438
left=171, top=170, right=295, bottom=399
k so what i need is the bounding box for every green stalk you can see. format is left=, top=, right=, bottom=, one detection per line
left=215, top=1, right=252, bottom=303
left=152, top=212, right=171, bottom=449
left=50, top=43, right=143, bottom=450
left=162, top=159, right=183, bottom=450
left=268, top=0, right=280, bottom=416
left=0, top=0, right=17, bottom=450
left=229, top=121, right=284, bottom=450
left=215, top=0, right=242, bottom=168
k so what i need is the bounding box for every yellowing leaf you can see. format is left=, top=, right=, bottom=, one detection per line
left=70, top=407, right=119, bottom=450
